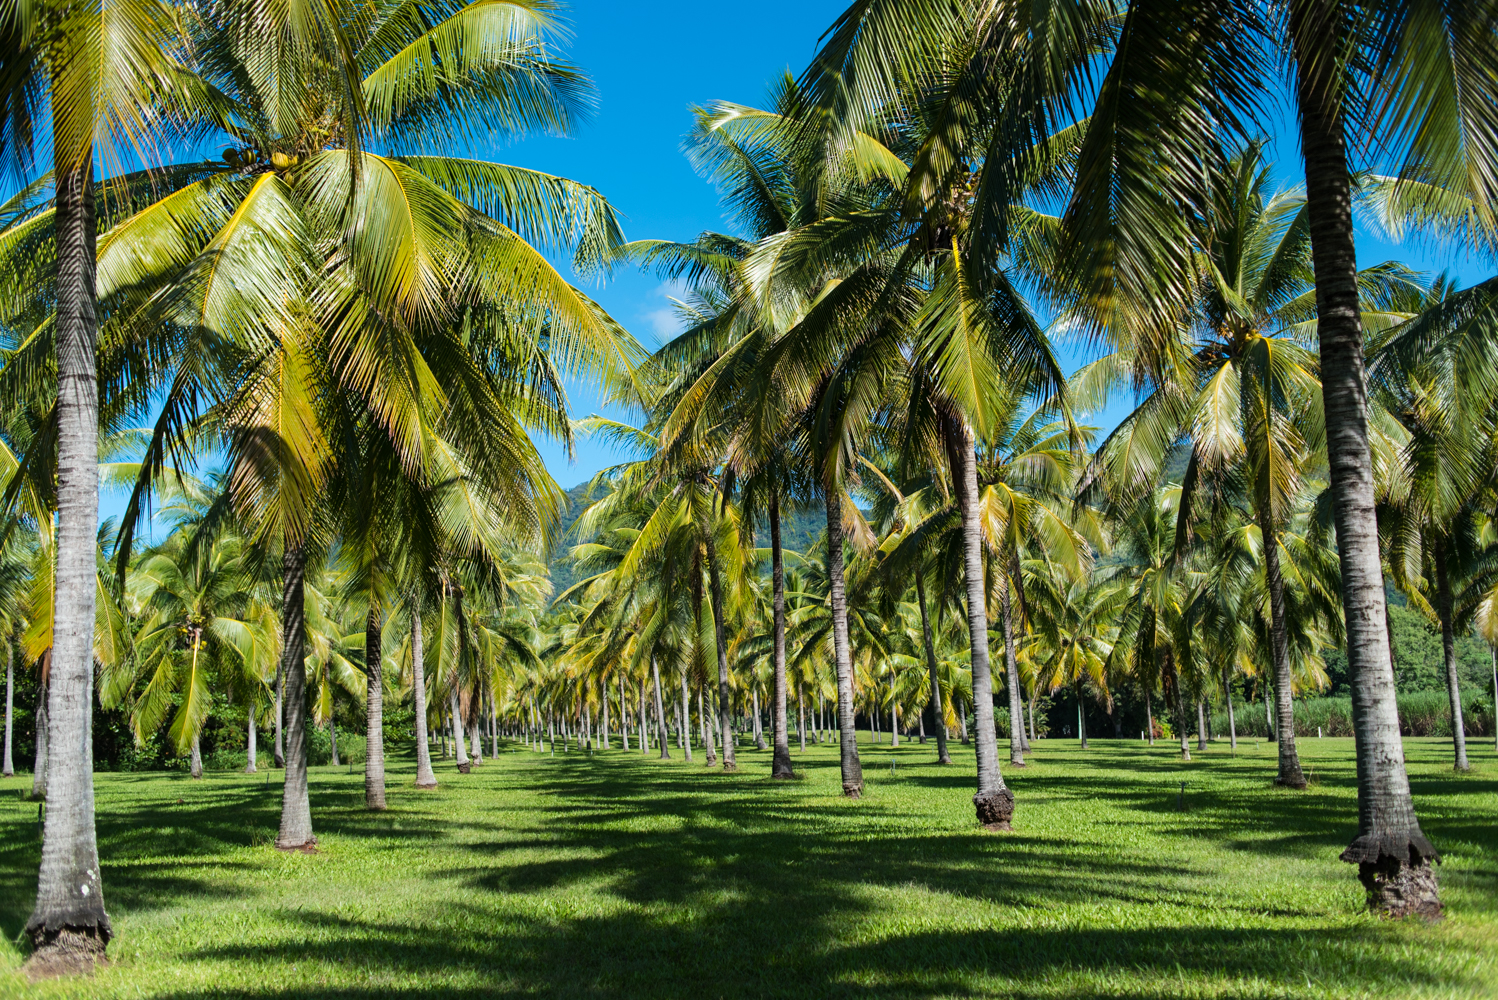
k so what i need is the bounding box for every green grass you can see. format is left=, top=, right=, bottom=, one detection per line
left=1, top=734, right=1495, bottom=999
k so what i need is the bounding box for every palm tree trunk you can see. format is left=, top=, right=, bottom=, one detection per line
left=638, top=675, right=648, bottom=754
left=365, top=608, right=386, bottom=808
left=797, top=683, right=806, bottom=751
left=491, top=695, right=498, bottom=758
left=679, top=668, right=693, bottom=762
left=1167, top=652, right=1190, bottom=762
left=411, top=608, right=436, bottom=788
left=699, top=683, right=716, bottom=765
left=1076, top=682, right=1088, bottom=749
left=1263, top=523, right=1307, bottom=786
left=1290, top=0, right=1438, bottom=915
left=31, top=672, right=47, bottom=798
left=1197, top=700, right=1207, bottom=751
left=1223, top=666, right=1237, bottom=750
left=915, top=574, right=951, bottom=765
left=276, top=543, right=315, bottom=850
left=890, top=695, right=899, bottom=746
left=451, top=689, right=470, bottom=772
left=190, top=734, right=203, bottom=779
left=27, top=158, right=109, bottom=967
left=1145, top=689, right=1154, bottom=745
left=618, top=674, right=629, bottom=751
left=704, top=529, right=736, bottom=771
left=601, top=675, right=611, bottom=750
left=651, top=657, right=670, bottom=759
left=769, top=494, right=793, bottom=777
left=959, top=699, right=968, bottom=744
left=1434, top=538, right=1469, bottom=771
left=274, top=658, right=285, bottom=769
left=1492, top=647, right=1497, bottom=752
left=952, top=424, right=1010, bottom=828
left=246, top=703, right=257, bottom=774
left=330, top=721, right=340, bottom=767
left=3, top=651, right=13, bottom=778
left=1000, top=572, right=1025, bottom=767
left=825, top=489, right=864, bottom=797
left=1027, top=692, right=1036, bottom=745
left=752, top=686, right=766, bottom=750
left=469, top=702, right=482, bottom=764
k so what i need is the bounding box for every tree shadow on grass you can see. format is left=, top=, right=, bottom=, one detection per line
left=155, top=896, right=1472, bottom=1000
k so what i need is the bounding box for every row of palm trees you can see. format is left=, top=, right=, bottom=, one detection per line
left=537, top=0, right=1498, bottom=928
left=0, top=0, right=638, bottom=974
left=4, top=0, right=1498, bottom=974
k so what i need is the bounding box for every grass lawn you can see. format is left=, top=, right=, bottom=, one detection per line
left=1, top=734, right=1495, bottom=999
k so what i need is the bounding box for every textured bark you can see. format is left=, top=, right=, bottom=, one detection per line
left=329, top=722, right=340, bottom=767
left=1291, top=0, right=1436, bottom=905
left=601, top=674, right=611, bottom=750
left=3, top=649, right=12, bottom=778
left=27, top=160, right=110, bottom=967
left=1076, top=683, right=1088, bottom=749
left=451, top=689, right=469, bottom=772
left=31, top=674, right=47, bottom=798
left=1197, top=700, right=1207, bottom=752
left=825, top=489, right=863, bottom=796
left=273, top=656, right=285, bottom=769
left=752, top=686, right=766, bottom=750
left=651, top=658, right=670, bottom=759
left=365, top=608, right=386, bottom=808
left=638, top=675, right=648, bottom=754
left=797, top=683, right=806, bottom=751
left=3, top=651, right=13, bottom=778
left=246, top=704, right=257, bottom=773
left=699, top=684, right=716, bottom=765
left=190, top=735, right=203, bottom=779
left=1223, top=666, right=1238, bottom=750
left=679, top=668, right=692, bottom=762
left=1145, top=689, right=1154, bottom=745
left=411, top=609, right=436, bottom=788
left=770, top=494, right=792, bottom=777
left=704, top=530, right=736, bottom=771
left=1433, top=539, right=1469, bottom=771
left=1000, top=573, right=1025, bottom=766
left=276, top=544, right=315, bottom=850
left=953, top=424, right=1009, bottom=827
left=1264, top=526, right=1307, bottom=786
left=619, top=674, right=629, bottom=751
left=1168, top=653, right=1190, bottom=761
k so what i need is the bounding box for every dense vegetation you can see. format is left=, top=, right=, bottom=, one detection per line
left=2, top=0, right=1498, bottom=985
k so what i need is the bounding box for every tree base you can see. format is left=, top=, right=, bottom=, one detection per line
left=275, top=835, right=319, bottom=854
left=974, top=788, right=1015, bottom=831
left=414, top=781, right=438, bottom=790
left=457, top=762, right=471, bottom=774
left=25, top=926, right=108, bottom=980
left=1357, top=857, right=1442, bottom=920
left=721, top=762, right=736, bottom=772
left=1010, top=756, right=1027, bottom=768
left=937, top=755, right=952, bottom=765
left=842, top=785, right=862, bottom=799
left=244, top=765, right=256, bottom=774
left=1275, top=773, right=1308, bottom=790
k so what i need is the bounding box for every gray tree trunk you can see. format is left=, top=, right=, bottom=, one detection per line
left=770, top=494, right=792, bottom=777
left=411, top=608, right=436, bottom=788
left=274, top=657, right=285, bottom=769
left=190, top=734, right=203, bottom=778
left=639, top=675, right=648, bottom=754
left=1263, top=524, right=1306, bottom=786
left=1170, top=655, right=1190, bottom=762
left=470, top=704, right=482, bottom=764
left=601, top=674, right=611, bottom=750
left=3, top=650, right=13, bottom=778
left=825, top=489, right=863, bottom=796
left=1291, top=0, right=1438, bottom=916
left=910, top=574, right=946, bottom=772
left=1223, top=665, right=1237, bottom=750
left=679, top=668, right=692, bottom=762
left=1145, top=689, right=1154, bottom=745
left=491, top=695, right=498, bottom=758
left=31, top=672, right=47, bottom=798
left=953, top=424, right=1010, bottom=828
left=752, top=686, right=766, bottom=750
left=651, top=657, right=670, bottom=759
left=451, top=688, right=469, bottom=771
left=797, top=683, right=806, bottom=752
left=276, top=544, right=315, bottom=850
left=704, top=528, right=736, bottom=770
left=1197, top=700, right=1207, bottom=751
left=329, top=722, right=340, bottom=767
left=27, top=159, right=109, bottom=968
left=246, top=703, right=257, bottom=773
left=699, top=683, right=716, bottom=765
left=1434, top=538, right=1469, bottom=771
left=1000, top=572, right=1025, bottom=767
left=619, top=674, right=629, bottom=751
left=365, top=608, right=385, bottom=807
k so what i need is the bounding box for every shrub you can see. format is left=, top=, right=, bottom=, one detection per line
left=1210, top=690, right=1494, bottom=739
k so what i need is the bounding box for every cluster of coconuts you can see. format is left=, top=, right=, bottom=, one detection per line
left=222, top=148, right=302, bottom=170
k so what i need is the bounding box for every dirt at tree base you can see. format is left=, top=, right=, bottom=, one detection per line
left=1359, top=857, right=1443, bottom=920
left=24, top=927, right=108, bottom=981
left=974, top=788, right=1015, bottom=831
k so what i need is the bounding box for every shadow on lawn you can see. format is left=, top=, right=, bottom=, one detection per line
left=8, top=743, right=1491, bottom=999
